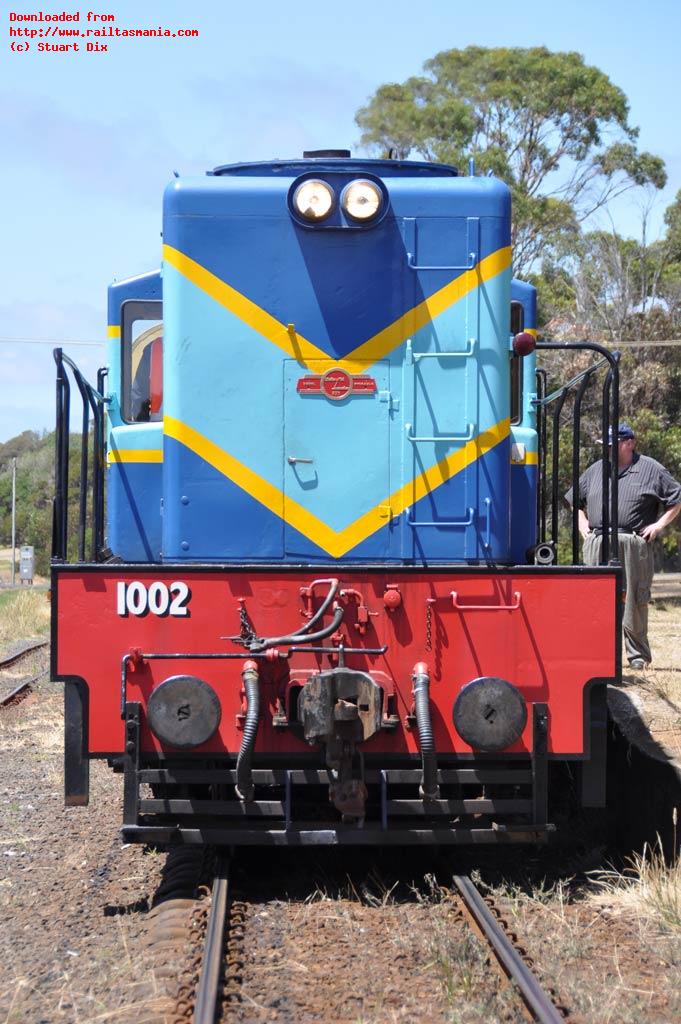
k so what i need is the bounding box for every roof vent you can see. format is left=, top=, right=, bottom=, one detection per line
left=303, top=149, right=351, bottom=159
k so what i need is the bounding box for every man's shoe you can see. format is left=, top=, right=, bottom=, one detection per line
left=629, top=658, right=647, bottom=670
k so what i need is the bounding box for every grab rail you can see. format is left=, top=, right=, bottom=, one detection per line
left=450, top=590, right=522, bottom=611
left=52, top=348, right=108, bottom=563
left=534, top=341, right=620, bottom=566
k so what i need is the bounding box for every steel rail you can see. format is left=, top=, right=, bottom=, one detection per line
left=0, top=638, right=49, bottom=671
left=194, top=857, right=230, bottom=1024
left=0, top=668, right=49, bottom=708
left=1, top=681, right=32, bottom=707
left=453, top=874, right=564, bottom=1024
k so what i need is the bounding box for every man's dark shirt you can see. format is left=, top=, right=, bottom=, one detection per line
left=565, top=454, right=681, bottom=532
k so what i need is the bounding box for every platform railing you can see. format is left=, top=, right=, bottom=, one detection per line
left=535, top=342, right=620, bottom=566
left=52, top=348, right=108, bottom=563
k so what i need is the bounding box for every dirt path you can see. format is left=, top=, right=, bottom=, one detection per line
left=1, top=614, right=680, bottom=1023
left=0, top=664, right=167, bottom=1024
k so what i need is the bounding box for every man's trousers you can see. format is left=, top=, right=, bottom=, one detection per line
left=583, top=532, right=654, bottom=665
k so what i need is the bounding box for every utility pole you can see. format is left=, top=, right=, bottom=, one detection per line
left=11, top=457, right=16, bottom=586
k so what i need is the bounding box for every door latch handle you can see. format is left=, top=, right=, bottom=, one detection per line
left=287, top=456, right=314, bottom=465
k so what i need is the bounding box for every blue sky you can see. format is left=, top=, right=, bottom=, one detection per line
left=2, top=0, right=680, bottom=441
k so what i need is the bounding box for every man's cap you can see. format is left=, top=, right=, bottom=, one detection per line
left=597, top=422, right=635, bottom=443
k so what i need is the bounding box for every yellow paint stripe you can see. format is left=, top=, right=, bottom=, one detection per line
left=511, top=451, right=538, bottom=466
left=108, top=449, right=163, bottom=464
left=108, top=325, right=121, bottom=339
left=164, top=415, right=510, bottom=558
left=163, top=245, right=329, bottom=367
left=346, top=247, right=512, bottom=370
left=526, top=328, right=537, bottom=338
left=163, top=244, right=512, bottom=374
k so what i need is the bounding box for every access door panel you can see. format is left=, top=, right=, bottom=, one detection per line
left=283, top=361, right=391, bottom=559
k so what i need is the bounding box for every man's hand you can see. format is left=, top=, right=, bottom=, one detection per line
left=641, top=522, right=662, bottom=542
left=641, top=503, right=681, bottom=542
left=578, top=509, right=591, bottom=540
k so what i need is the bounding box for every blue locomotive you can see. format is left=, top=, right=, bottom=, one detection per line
left=107, top=152, right=535, bottom=565
left=51, top=151, right=620, bottom=847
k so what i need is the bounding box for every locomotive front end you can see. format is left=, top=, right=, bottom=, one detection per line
left=52, top=152, right=620, bottom=846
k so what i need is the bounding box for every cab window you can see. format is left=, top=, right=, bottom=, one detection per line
left=510, top=301, right=524, bottom=425
left=121, top=300, right=163, bottom=423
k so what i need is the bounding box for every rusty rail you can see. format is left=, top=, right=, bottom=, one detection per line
left=194, top=856, right=231, bottom=1024
left=453, top=874, right=565, bottom=1023
left=0, top=638, right=49, bottom=671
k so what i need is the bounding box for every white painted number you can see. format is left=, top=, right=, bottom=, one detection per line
left=148, top=581, right=170, bottom=616
left=116, top=581, right=191, bottom=617
left=168, top=581, right=190, bottom=616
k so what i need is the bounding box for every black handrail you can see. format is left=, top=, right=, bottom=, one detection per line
left=52, top=349, right=108, bottom=563
left=535, top=341, right=620, bottom=566
left=550, top=387, right=568, bottom=548
left=534, top=368, right=548, bottom=544
left=96, top=368, right=108, bottom=557
left=571, top=373, right=592, bottom=564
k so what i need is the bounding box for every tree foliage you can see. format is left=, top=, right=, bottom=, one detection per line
left=0, top=432, right=86, bottom=576
left=356, top=46, right=666, bottom=272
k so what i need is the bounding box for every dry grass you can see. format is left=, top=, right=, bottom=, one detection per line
left=0, top=588, right=50, bottom=657
left=588, top=825, right=681, bottom=933
left=641, top=601, right=681, bottom=706
left=618, top=603, right=681, bottom=762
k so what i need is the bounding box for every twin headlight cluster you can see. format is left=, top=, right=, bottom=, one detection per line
left=292, top=178, right=383, bottom=223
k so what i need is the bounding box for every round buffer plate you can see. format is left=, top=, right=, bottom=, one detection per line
left=453, top=676, right=527, bottom=751
left=147, top=675, right=221, bottom=750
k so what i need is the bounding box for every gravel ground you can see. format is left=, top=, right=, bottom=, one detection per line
left=226, top=870, right=524, bottom=1024
left=0, top=664, right=167, bottom=1024
left=1, top=636, right=680, bottom=1023
left=489, top=880, right=681, bottom=1024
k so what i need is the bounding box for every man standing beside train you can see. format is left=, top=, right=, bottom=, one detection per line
left=566, top=423, right=681, bottom=670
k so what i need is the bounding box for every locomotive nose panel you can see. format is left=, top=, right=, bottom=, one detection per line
left=283, top=360, right=392, bottom=557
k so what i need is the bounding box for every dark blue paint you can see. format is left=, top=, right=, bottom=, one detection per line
left=108, top=462, right=162, bottom=562
left=160, top=436, right=511, bottom=564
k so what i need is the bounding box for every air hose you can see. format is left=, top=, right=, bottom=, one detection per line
left=297, top=578, right=339, bottom=634
left=412, top=662, right=440, bottom=800
left=248, top=603, right=344, bottom=653
left=235, top=661, right=260, bottom=802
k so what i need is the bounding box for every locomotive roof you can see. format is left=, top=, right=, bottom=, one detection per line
left=210, top=158, right=459, bottom=178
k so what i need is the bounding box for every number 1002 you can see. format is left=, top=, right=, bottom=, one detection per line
left=116, top=581, right=191, bottom=617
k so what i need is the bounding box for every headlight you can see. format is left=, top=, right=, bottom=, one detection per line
left=341, top=179, right=382, bottom=221
left=292, top=179, right=335, bottom=221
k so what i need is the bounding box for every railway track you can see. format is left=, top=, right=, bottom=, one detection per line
left=453, top=873, right=566, bottom=1024
left=145, top=851, right=568, bottom=1024
left=0, top=638, right=49, bottom=669
left=0, top=638, right=49, bottom=708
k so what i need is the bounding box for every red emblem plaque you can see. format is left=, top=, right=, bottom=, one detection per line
left=297, top=369, right=377, bottom=401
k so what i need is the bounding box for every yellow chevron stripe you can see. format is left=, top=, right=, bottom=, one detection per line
left=163, top=245, right=329, bottom=366
left=346, top=247, right=511, bottom=370
left=162, top=244, right=512, bottom=374
left=108, top=325, right=121, bottom=338
left=108, top=449, right=163, bottom=464
left=164, top=415, right=510, bottom=558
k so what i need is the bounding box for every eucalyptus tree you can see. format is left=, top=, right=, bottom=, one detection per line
left=356, top=47, right=666, bottom=273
